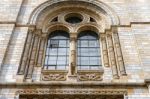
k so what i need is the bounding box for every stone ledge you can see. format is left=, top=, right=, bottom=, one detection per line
left=0, top=82, right=146, bottom=87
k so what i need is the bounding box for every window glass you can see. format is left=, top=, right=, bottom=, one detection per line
left=44, top=30, right=69, bottom=70
left=77, top=30, right=101, bottom=70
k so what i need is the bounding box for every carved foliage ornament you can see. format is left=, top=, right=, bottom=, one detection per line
left=42, top=73, right=66, bottom=81
left=77, top=70, right=103, bottom=81
left=42, top=71, right=67, bottom=81
left=17, top=89, right=127, bottom=95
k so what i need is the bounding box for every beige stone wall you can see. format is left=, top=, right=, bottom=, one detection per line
left=0, top=0, right=22, bottom=22
left=118, top=24, right=150, bottom=81
left=14, top=0, right=150, bottom=25
left=0, top=0, right=150, bottom=99
left=0, top=24, right=14, bottom=70
left=0, top=27, right=28, bottom=82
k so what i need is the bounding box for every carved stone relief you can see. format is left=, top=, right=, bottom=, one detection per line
left=77, top=70, right=103, bottom=81
left=42, top=70, right=67, bottom=81
left=17, top=89, right=127, bottom=95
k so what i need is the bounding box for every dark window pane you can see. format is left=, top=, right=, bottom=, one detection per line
left=50, top=40, right=59, bottom=48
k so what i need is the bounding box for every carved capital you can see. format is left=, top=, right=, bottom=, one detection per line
left=28, top=26, right=36, bottom=33
left=35, top=29, right=42, bottom=36
left=70, top=33, right=77, bottom=41
left=106, top=31, right=112, bottom=36
left=100, top=33, right=106, bottom=40
left=112, top=27, right=118, bottom=33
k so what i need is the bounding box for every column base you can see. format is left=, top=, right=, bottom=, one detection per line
left=67, top=75, right=77, bottom=82
left=16, top=75, right=24, bottom=83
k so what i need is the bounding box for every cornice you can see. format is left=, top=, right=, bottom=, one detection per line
left=0, top=82, right=146, bottom=88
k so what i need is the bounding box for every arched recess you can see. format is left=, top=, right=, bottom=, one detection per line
left=28, top=0, right=120, bottom=26
left=17, top=0, right=126, bottom=82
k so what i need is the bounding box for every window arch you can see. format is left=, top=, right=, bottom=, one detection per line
left=77, top=30, right=101, bottom=70
left=44, top=30, right=69, bottom=70
left=17, top=7, right=126, bottom=81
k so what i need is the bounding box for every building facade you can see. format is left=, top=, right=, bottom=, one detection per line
left=0, top=0, right=150, bottom=99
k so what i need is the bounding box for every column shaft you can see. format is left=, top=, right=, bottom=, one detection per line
left=37, top=38, right=46, bottom=67
left=25, top=34, right=35, bottom=78
left=18, top=30, right=33, bottom=74
left=69, top=36, right=77, bottom=76
left=26, top=36, right=39, bottom=78
left=101, top=35, right=109, bottom=67
left=112, top=32, right=126, bottom=75
left=107, top=34, right=119, bottom=78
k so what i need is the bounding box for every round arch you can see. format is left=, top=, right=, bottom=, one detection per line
left=76, top=24, right=101, bottom=35
left=46, top=24, right=70, bottom=35
left=28, top=0, right=120, bottom=29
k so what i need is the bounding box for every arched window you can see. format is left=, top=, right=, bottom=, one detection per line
left=44, top=30, right=69, bottom=70
left=77, top=30, right=101, bottom=70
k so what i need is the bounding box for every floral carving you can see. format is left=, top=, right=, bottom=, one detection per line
left=77, top=70, right=103, bottom=81
left=17, top=89, right=127, bottom=95
left=42, top=70, right=67, bottom=81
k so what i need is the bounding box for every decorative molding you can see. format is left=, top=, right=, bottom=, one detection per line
left=17, top=89, right=127, bottom=95
left=20, top=95, right=124, bottom=99
left=42, top=70, right=67, bottom=81
left=77, top=70, right=103, bottom=81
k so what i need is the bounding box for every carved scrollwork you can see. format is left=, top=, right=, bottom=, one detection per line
left=77, top=70, right=104, bottom=81
left=42, top=70, right=67, bottom=81
left=17, top=89, right=127, bottom=95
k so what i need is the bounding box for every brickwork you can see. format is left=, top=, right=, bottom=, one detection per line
left=0, top=0, right=150, bottom=99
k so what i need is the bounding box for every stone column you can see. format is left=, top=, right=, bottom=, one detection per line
left=26, top=35, right=39, bottom=79
left=107, top=33, right=119, bottom=79
left=34, top=30, right=42, bottom=67
left=24, top=33, right=35, bottom=80
left=17, top=28, right=34, bottom=75
left=100, top=34, right=109, bottom=67
left=37, top=36, right=46, bottom=67
left=69, top=33, right=77, bottom=76
left=112, top=30, right=126, bottom=75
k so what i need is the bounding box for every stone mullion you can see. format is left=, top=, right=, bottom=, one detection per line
left=107, top=34, right=119, bottom=79
left=112, top=32, right=126, bottom=75
left=101, top=34, right=109, bottom=67
left=26, top=35, right=39, bottom=79
left=18, top=30, right=33, bottom=75
left=37, top=37, right=46, bottom=67
left=69, top=34, right=77, bottom=76
left=24, top=34, right=35, bottom=79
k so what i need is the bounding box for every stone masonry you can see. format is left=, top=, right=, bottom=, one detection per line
left=0, top=0, right=150, bottom=99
